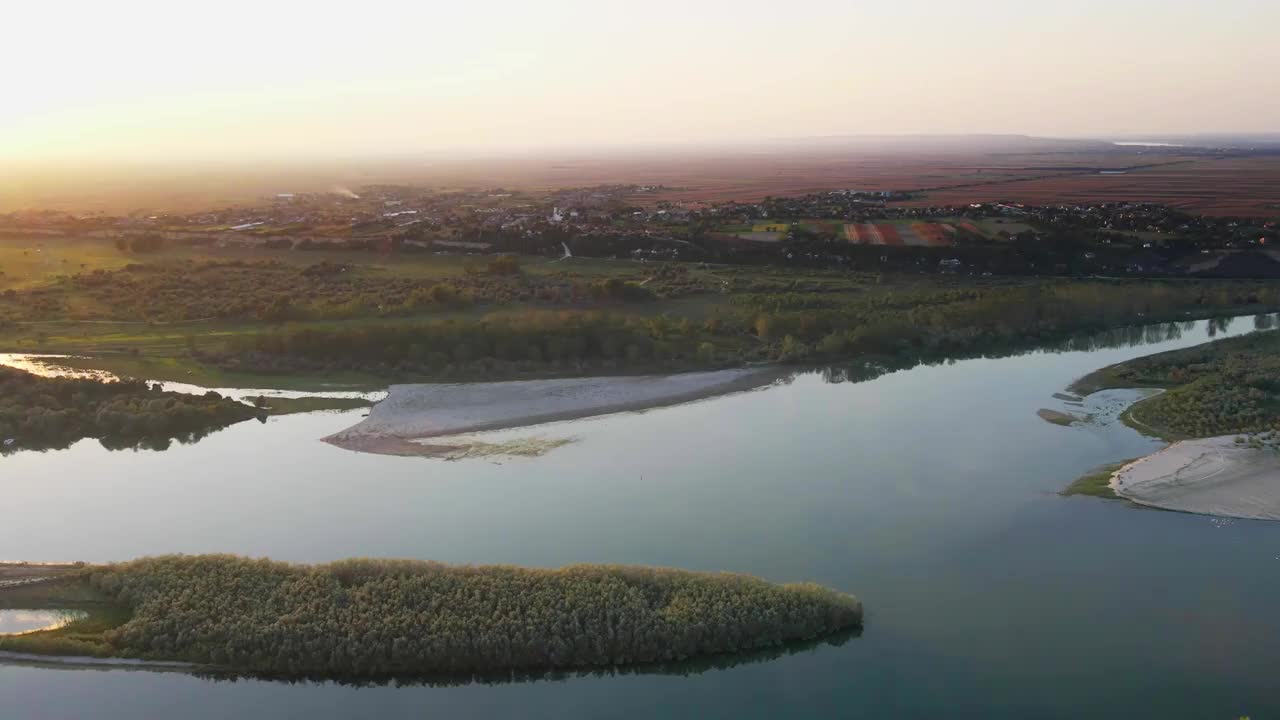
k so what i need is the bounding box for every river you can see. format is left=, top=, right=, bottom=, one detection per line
left=2, top=316, right=1278, bottom=718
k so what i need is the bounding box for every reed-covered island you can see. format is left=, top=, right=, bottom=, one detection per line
left=0, top=555, right=861, bottom=678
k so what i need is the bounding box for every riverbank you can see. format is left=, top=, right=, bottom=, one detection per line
left=0, top=365, right=262, bottom=454
left=325, top=368, right=782, bottom=457
left=1109, top=437, right=1280, bottom=520
left=0, top=650, right=199, bottom=672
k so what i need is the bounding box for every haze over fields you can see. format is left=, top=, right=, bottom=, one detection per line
left=2, top=1, right=1278, bottom=215
left=3, top=0, right=1278, bottom=163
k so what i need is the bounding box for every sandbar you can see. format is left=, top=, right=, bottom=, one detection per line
left=1111, top=436, right=1280, bottom=520
left=325, top=368, right=781, bottom=457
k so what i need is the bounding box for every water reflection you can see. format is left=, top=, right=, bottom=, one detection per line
left=0, top=609, right=87, bottom=635
left=816, top=314, right=1277, bottom=386
left=179, top=629, right=860, bottom=689
left=3, top=313, right=1276, bottom=457
left=0, top=354, right=385, bottom=403
left=0, top=353, right=382, bottom=457
left=1207, top=315, right=1235, bottom=337
left=0, top=395, right=269, bottom=457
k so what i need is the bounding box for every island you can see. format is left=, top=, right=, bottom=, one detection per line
left=1065, top=328, right=1280, bottom=520
left=0, top=555, right=862, bottom=678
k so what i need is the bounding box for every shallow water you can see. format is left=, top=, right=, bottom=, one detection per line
left=0, top=610, right=86, bottom=636
left=3, top=317, right=1280, bottom=718
left=0, top=353, right=385, bottom=403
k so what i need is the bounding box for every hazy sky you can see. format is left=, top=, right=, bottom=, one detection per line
left=3, top=0, right=1277, bottom=163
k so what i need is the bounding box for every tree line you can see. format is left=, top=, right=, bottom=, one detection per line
left=221, top=280, right=1280, bottom=381
left=0, top=367, right=260, bottom=453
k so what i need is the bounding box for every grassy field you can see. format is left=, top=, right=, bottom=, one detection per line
left=6, top=323, right=395, bottom=390
left=0, top=238, right=136, bottom=290
left=949, top=217, right=1035, bottom=238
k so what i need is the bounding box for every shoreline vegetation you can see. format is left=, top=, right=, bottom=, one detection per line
left=1062, top=327, right=1280, bottom=520
left=1070, top=324, right=1280, bottom=440
left=0, top=366, right=261, bottom=453
left=4, top=311, right=1277, bottom=460
left=247, top=395, right=374, bottom=416
left=0, top=556, right=861, bottom=680
left=207, top=282, right=1280, bottom=386
left=2, top=242, right=1278, bottom=392
left=6, top=238, right=1280, bottom=481
left=1062, top=460, right=1140, bottom=500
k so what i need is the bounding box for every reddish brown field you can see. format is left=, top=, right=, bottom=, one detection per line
left=845, top=224, right=874, bottom=244
left=876, top=224, right=904, bottom=246
left=448, top=151, right=1279, bottom=218
left=912, top=222, right=953, bottom=247
left=627, top=153, right=1129, bottom=206
left=900, top=157, right=1280, bottom=217
left=6, top=143, right=1277, bottom=217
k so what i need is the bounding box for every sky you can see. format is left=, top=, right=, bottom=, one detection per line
left=2, top=0, right=1277, bottom=164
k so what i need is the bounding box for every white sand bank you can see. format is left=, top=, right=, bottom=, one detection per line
left=1111, top=436, right=1280, bottom=520
left=325, top=368, right=780, bottom=457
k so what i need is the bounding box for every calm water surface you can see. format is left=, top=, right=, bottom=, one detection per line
left=3, top=317, right=1278, bottom=719
left=0, top=610, right=86, bottom=636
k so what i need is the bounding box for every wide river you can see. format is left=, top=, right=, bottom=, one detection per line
left=3, top=317, right=1279, bottom=718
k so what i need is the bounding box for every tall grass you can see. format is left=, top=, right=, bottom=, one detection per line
left=81, top=555, right=861, bottom=677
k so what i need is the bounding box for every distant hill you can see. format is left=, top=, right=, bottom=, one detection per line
left=760, top=134, right=1116, bottom=154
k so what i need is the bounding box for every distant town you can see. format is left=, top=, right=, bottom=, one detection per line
left=3, top=183, right=1278, bottom=278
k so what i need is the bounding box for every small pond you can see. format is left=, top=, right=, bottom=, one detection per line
left=0, top=610, right=86, bottom=636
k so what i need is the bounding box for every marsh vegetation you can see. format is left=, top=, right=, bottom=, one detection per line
left=1061, top=460, right=1141, bottom=500
left=1, top=556, right=860, bottom=678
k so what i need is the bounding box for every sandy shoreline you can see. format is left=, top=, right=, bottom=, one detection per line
left=1111, top=436, right=1280, bottom=520
left=325, top=368, right=782, bottom=457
